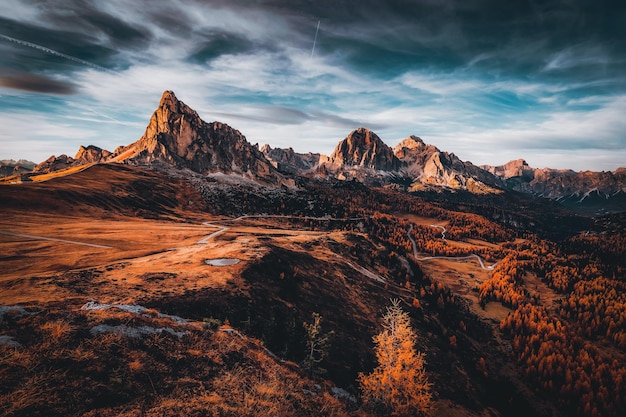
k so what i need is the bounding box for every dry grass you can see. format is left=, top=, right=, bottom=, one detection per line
left=0, top=305, right=354, bottom=417
left=40, top=320, right=75, bottom=343
left=28, top=164, right=95, bottom=182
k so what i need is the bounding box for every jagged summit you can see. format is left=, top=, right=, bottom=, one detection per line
left=11, top=89, right=624, bottom=211
left=483, top=159, right=626, bottom=209
left=482, top=159, right=533, bottom=180
left=326, top=128, right=402, bottom=171
left=75, top=145, right=111, bottom=164
left=111, top=90, right=285, bottom=184
left=261, top=145, right=320, bottom=174
left=395, top=135, right=426, bottom=150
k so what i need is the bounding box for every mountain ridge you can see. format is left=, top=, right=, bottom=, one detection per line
left=6, top=89, right=625, bottom=212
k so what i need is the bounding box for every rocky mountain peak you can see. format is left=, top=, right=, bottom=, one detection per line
left=109, top=90, right=286, bottom=185
left=139, top=91, right=204, bottom=151
left=261, top=145, right=320, bottom=174
left=482, top=159, right=533, bottom=180
left=75, top=145, right=111, bottom=164
left=395, top=135, right=426, bottom=150
left=327, top=128, right=401, bottom=171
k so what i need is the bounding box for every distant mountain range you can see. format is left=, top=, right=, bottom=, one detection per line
left=0, top=159, right=36, bottom=177
left=5, top=90, right=625, bottom=214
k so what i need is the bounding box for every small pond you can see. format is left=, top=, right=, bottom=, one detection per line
left=204, top=258, right=241, bottom=266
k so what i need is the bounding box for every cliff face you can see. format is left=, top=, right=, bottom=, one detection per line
left=394, top=136, right=502, bottom=193
left=111, top=91, right=285, bottom=185
left=325, top=128, right=402, bottom=172
left=261, top=145, right=320, bottom=175
left=484, top=160, right=626, bottom=198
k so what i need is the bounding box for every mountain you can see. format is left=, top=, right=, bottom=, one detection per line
left=483, top=159, right=626, bottom=213
left=261, top=144, right=320, bottom=175
left=3, top=93, right=626, bottom=416
left=110, top=91, right=286, bottom=185
left=0, top=159, right=35, bottom=178
left=23, top=91, right=289, bottom=186
left=322, top=128, right=402, bottom=172
left=32, top=145, right=111, bottom=174
left=394, top=136, right=502, bottom=193
left=309, top=131, right=501, bottom=193
left=6, top=90, right=625, bottom=213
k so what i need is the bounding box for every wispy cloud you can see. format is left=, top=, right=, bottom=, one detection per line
left=0, top=34, right=114, bottom=73
left=0, top=0, right=624, bottom=171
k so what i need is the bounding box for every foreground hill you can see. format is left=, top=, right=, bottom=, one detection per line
left=2, top=90, right=625, bottom=416
left=2, top=156, right=625, bottom=416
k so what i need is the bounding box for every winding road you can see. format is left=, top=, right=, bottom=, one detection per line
left=197, top=214, right=386, bottom=283
left=198, top=214, right=497, bottom=276
left=407, top=224, right=497, bottom=270
left=429, top=224, right=446, bottom=240
left=197, top=214, right=364, bottom=245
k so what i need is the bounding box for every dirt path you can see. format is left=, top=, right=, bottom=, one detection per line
left=407, top=224, right=497, bottom=270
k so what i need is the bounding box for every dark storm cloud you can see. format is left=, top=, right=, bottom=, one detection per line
left=22, top=1, right=152, bottom=49
left=0, top=72, right=78, bottom=94
left=0, top=16, right=119, bottom=72
left=1, top=0, right=624, bottom=170
left=237, top=0, right=626, bottom=81
left=188, top=31, right=256, bottom=64
left=2, top=1, right=625, bottom=79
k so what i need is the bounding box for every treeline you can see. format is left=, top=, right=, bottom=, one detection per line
left=201, top=177, right=625, bottom=416
left=500, top=304, right=625, bottom=417
left=479, top=231, right=626, bottom=416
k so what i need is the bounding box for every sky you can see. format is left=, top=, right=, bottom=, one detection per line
left=1, top=0, right=625, bottom=171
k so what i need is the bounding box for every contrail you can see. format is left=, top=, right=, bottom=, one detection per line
left=0, top=34, right=114, bottom=73
left=310, top=20, right=320, bottom=59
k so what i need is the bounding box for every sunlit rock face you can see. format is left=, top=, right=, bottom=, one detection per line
left=484, top=159, right=626, bottom=201
left=394, top=135, right=502, bottom=193
left=326, top=128, right=402, bottom=171
left=113, top=90, right=286, bottom=185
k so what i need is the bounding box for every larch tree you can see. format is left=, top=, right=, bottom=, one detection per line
left=302, top=312, right=333, bottom=377
left=359, top=299, right=432, bottom=416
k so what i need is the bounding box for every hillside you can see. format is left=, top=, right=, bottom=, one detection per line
left=2, top=159, right=625, bottom=416
left=1, top=91, right=625, bottom=417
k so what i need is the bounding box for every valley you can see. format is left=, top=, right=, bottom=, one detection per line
left=1, top=91, right=625, bottom=417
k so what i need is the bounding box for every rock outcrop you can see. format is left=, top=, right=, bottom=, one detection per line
left=261, top=145, right=320, bottom=175
left=394, top=136, right=502, bottom=193
left=32, top=154, right=77, bottom=174
left=32, top=146, right=111, bottom=174
left=325, top=128, right=402, bottom=171
left=0, top=159, right=35, bottom=178
left=75, top=145, right=111, bottom=165
left=481, top=159, right=534, bottom=181
left=112, top=91, right=285, bottom=185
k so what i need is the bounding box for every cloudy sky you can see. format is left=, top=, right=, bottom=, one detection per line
left=1, top=0, right=624, bottom=171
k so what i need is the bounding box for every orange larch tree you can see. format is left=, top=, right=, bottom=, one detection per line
left=358, top=299, right=432, bottom=416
